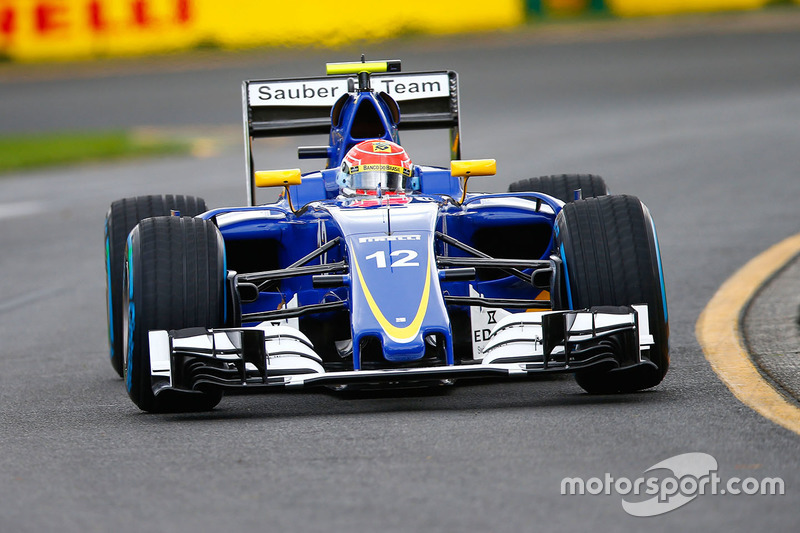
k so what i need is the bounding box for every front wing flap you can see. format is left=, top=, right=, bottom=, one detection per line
left=147, top=306, right=654, bottom=396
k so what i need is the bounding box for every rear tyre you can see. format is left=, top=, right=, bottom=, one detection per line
left=555, top=195, right=669, bottom=393
left=105, top=195, right=207, bottom=377
left=508, top=174, right=608, bottom=202
left=124, top=216, right=225, bottom=412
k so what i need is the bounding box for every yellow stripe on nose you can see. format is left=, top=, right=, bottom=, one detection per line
left=351, top=251, right=431, bottom=342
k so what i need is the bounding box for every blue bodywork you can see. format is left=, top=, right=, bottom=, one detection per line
left=204, top=193, right=559, bottom=369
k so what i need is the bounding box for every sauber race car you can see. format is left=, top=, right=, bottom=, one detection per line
left=104, top=59, right=668, bottom=412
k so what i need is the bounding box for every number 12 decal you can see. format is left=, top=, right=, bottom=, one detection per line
left=365, top=250, right=420, bottom=268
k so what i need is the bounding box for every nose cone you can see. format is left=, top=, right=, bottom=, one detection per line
left=350, top=241, right=432, bottom=361
left=328, top=202, right=452, bottom=368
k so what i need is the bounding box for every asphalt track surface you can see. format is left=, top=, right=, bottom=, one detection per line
left=1, top=13, right=800, bottom=532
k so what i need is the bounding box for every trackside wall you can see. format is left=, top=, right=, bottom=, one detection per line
left=1, top=0, right=797, bottom=62
left=0, top=0, right=524, bottom=61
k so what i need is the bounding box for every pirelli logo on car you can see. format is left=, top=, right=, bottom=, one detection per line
left=249, top=73, right=450, bottom=107
left=358, top=235, right=421, bottom=243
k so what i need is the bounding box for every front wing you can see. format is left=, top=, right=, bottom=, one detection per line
left=147, top=306, right=655, bottom=396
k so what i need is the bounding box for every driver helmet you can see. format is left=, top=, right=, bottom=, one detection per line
left=337, top=140, right=413, bottom=194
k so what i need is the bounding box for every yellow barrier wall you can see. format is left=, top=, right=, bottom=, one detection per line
left=0, top=0, right=524, bottom=61
left=1, top=1, right=797, bottom=61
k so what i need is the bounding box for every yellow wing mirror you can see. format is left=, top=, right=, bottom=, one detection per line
left=255, top=169, right=302, bottom=188
left=450, top=159, right=496, bottom=204
left=255, top=169, right=302, bottom=213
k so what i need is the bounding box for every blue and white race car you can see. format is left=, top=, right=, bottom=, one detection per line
left=104, top=59, right=669, bottom=412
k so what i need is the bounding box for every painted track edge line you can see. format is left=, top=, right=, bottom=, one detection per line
left=696, top=233, right=800, bottom=437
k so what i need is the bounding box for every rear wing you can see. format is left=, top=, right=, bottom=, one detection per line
left=242, top=70, right=461, bottom=205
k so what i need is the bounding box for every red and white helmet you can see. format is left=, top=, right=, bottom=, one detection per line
left=337, top=140, right=413, bottom=193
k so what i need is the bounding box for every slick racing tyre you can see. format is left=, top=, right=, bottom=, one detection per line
left=124, top=216, right=225, bottom=412
left=105, top=195, right=207, bottom=377
left=508, top=174, right=608, bottom=203
left=555, top=195, right=669, bottom=393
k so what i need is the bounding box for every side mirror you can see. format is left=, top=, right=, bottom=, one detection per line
left=254, top=169, right=302, bottom=213
left=450, top=159, right=496, bottom=178
left=450, top=159, right=496, bottom=204
left=254, top=169, right=302, bottom=188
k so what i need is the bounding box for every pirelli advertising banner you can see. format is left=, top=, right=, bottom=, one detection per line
left=2, top=1, right=797, bottom=62
left=0, top=0, right=524, bottom=62
left=0, top=0, right=197, bottom=60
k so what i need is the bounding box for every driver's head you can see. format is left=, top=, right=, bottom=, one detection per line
left=337, top=140, right=413, bottom=194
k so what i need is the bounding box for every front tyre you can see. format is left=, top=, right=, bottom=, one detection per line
left=124, top=216, right=225, bottom=412
left=508, top=174, right=608, bottom=202
left=556, top=195, right=669, bottom=393
left=105, top=195, right=207, bottom=377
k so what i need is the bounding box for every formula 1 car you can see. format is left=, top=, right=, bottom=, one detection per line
left=104, top=59, right=669, bottom=412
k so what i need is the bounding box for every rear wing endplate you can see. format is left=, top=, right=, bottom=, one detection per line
left=242, top=71, right=461, bottom=205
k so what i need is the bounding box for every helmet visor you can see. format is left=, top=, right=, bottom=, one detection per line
left=351, top=170, right=405, bottom=191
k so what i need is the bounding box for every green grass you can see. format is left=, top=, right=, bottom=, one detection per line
left=0, top=130, right=192, bottom=174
